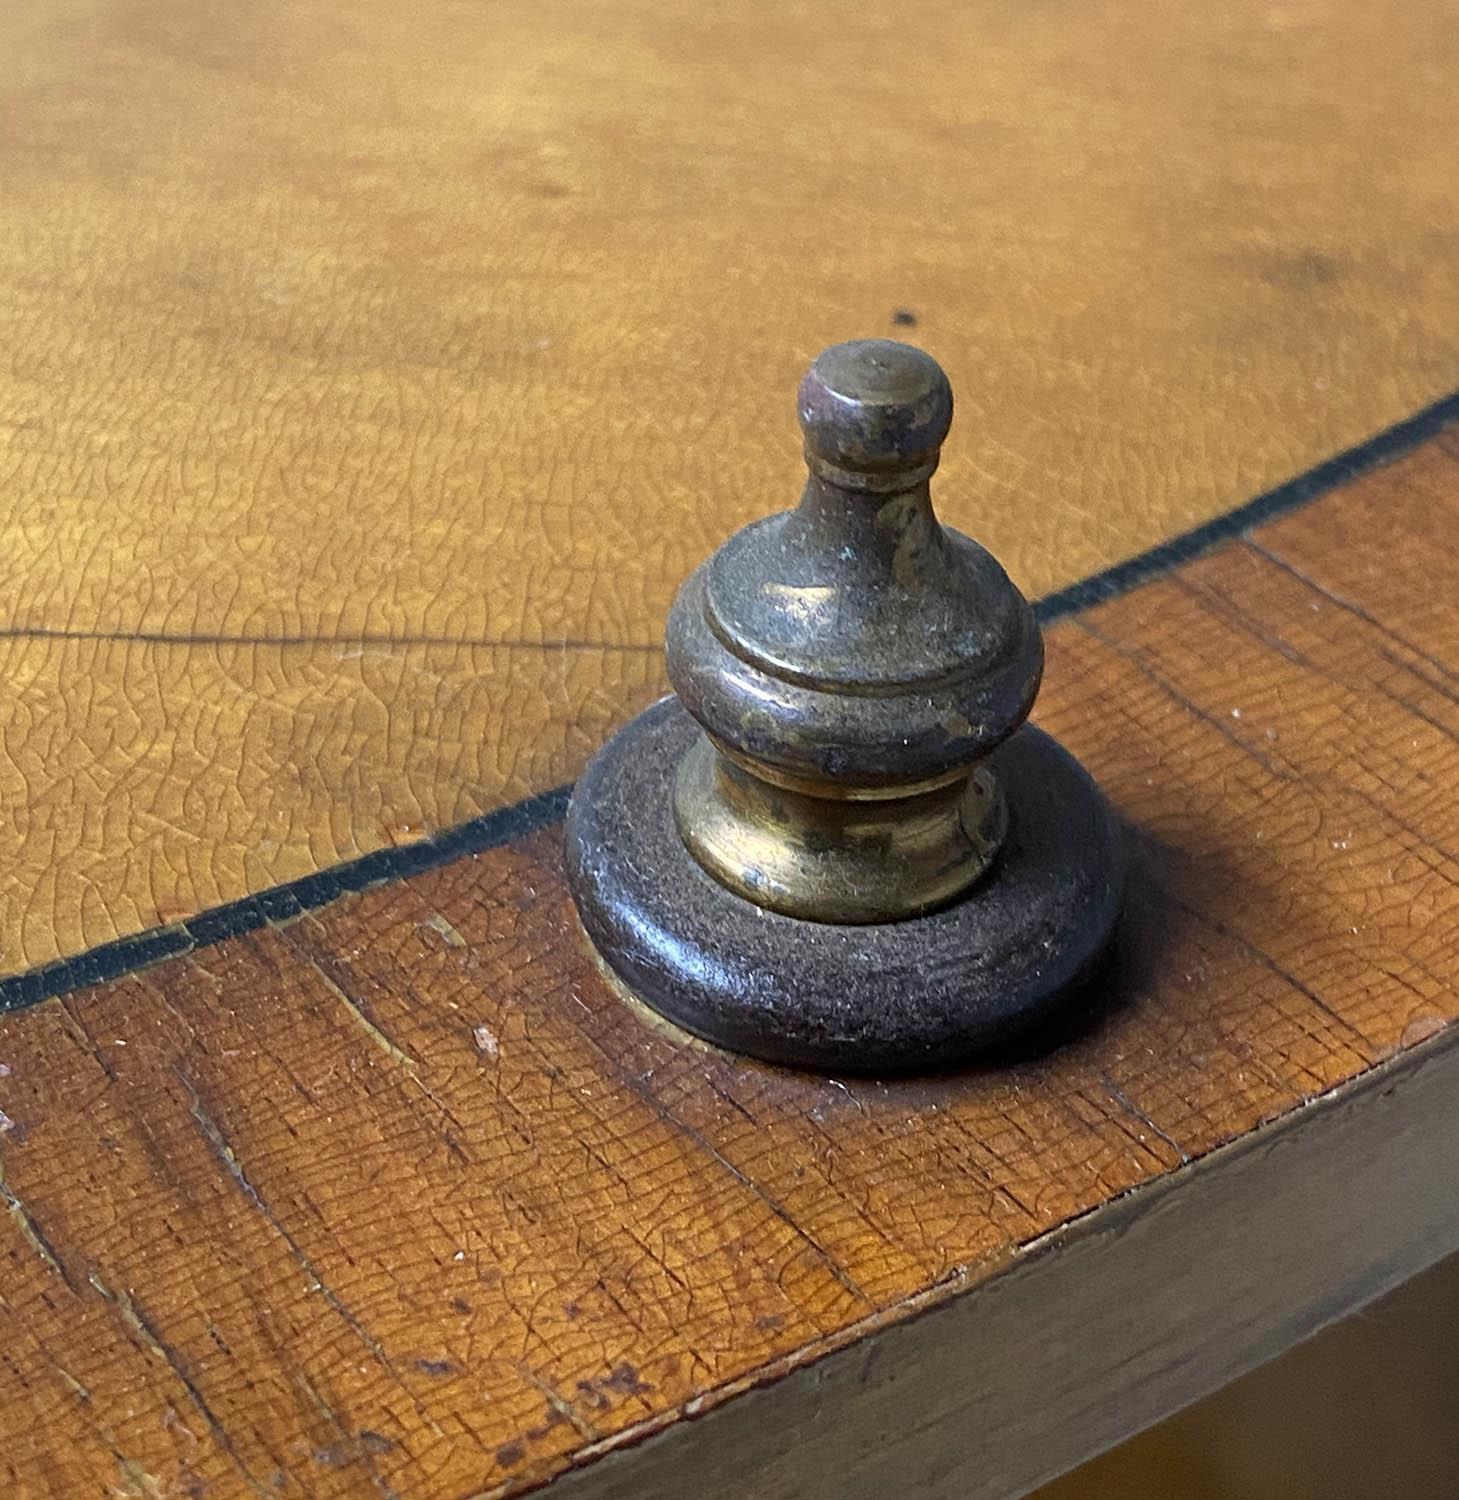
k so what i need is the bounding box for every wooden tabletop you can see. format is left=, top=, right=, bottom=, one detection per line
left=4, top=0, right=1459, bottom=1496
left=6, top=425, right=1459, bottom=1498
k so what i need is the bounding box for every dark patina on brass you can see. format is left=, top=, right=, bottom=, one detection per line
left=566, top=340, right=1123, bottom=1072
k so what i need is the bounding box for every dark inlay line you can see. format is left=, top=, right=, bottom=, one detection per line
left=1, top=386, right=1456, bottom=1018
left=0, top=786, right=571, bottom=1017
left=1034, top=387, right=1459, bottom=624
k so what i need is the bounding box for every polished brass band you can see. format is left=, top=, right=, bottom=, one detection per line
left=673, top=735, right=1008, bottom=923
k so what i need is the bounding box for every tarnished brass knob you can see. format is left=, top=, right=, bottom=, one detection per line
left=566, top=340, right=1123, bottom=1073
left=667, top=340, right=1042, bottom=922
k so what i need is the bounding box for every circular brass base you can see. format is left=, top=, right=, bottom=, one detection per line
left=565, top=697, right=1124, bottom=1073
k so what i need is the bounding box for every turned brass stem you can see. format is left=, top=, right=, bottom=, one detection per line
left=674, top=737, right=1006, bottom=923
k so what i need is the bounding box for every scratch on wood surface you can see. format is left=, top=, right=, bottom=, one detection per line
left=423, top=912, right=468, bottom=948
left=0, top=1160, right=72, bottom=1286
left=1098, top=1074, right=1192, bottom=1165
left=289, top=941, right=473, bottom=1162
left=174, top=1067, right=456, bottom=1449
left=294, top=1366, right=403, bottom=1499
left=305, top=958, right=421, bottom=1070
left=114, top=1457, right=166, bottom=1498
left=88, top=1270, right=273, bottom=1498
left=175, top=1069, right=392, bottom=1362
left=516, top=1363, right=601, bottom=1443
left=473, top=1253, right=1011, bottom=1499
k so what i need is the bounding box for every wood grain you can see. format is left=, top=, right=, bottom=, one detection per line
left=3, top=429, right=1459, bottom=1496
left=5, top=0, right=1459, bottom=972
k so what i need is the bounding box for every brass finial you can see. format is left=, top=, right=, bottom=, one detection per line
left=565, top=339, right=1122, bottom=1073
left=666, top=339, right=1043, bottom=921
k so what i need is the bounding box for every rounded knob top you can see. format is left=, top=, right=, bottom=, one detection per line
left=667, top=339, right=1042, bottom=791
left=798, top=339, right=954, bottom=486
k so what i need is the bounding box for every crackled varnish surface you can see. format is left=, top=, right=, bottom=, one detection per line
left=5, top=0, right=1459, bottom=974
left=3, top=430, right=1459, bottom=1496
